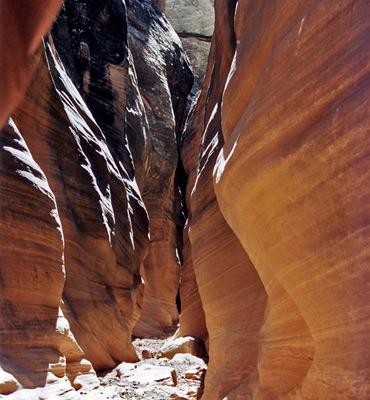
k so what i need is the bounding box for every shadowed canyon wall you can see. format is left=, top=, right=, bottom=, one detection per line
left=1, top=0, right=370, bottom=399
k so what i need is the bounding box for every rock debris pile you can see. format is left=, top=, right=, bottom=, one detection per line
left=83, top=332, right=207, bottom=400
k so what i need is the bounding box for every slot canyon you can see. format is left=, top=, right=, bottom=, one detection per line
left=0, top=0, right=369, bottom=399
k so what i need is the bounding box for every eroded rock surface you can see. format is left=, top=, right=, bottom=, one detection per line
left=128, top=0, right=193, bottom=338
left=2, top=0, right=370, bottom=399
left=180, top=0, right=370, bottom=399
left=0, top=0, right=192, bottom=397
left=165, top=0, right=214, bottom=85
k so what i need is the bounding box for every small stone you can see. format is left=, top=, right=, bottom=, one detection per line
left=184, top=369, right=200, bottom=380
left=0, top=368, right=20, bottom=395
left=170, top=394, right=189, bottom=400
left=171, top=369, right=178, bottom=387
left=142, top=349, right=153, bottom=359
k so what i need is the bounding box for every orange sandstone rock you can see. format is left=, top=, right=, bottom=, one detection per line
left=1, top=1, right=194, bottom=396
left=0, top=0, right=63, bottom=128
left=0, top=119, right=97, bottom=394
left=177, top=91, right=208, bottom=344
left=12, top=40, right=144, bottom=370
left=212, top=0, right=370, bottom=398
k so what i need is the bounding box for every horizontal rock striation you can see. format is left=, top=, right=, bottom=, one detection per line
left=179, top=0, right=370, bottom=399
left=0, top=0, right=192, bottom=396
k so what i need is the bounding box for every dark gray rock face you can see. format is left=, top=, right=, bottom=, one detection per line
left=127, top=0, right=193, bottom=337
left=165, top=0, right=214, bottom=85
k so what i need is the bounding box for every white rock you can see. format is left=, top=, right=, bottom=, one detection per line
left=172, top=353, right=207, bottom=369
left=116, top=362, right=137, bottom=377
left=121, top=364, right=177, bottom=386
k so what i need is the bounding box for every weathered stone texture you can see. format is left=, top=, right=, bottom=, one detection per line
left=165, top=0, right=214, bottom=84
left=128, top=0, right=193, bottom=338
left=0, top=0, right=192, bottom=396
left=188, top=0, right=370, bottom=398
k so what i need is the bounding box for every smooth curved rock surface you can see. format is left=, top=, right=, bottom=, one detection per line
left=0, top=0, right=192, bottom=396
left=180, top=3, right=269, bottom=398
left=177, top=90, right=208, bottom=345
left=12, top=38, right=143, bottom=370
left=128, top=0, right=193, bottom=338
left=0, top=0, right=63, bottom=128
left=0, top=118, right=97, bottom=394
left=211, top=0, right=370, bottom=398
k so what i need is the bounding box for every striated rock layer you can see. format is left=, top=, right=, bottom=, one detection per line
left=127, top=0, right=193, bottom=338
left=0, top=118, right=97, bottom=397
left=180, top=2, right=268, bottom=398
left=0, top=0, right=192, bottom=396
left=181, top=0, right=370, bottom=399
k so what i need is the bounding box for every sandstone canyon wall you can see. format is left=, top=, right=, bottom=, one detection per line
left=180, top=0, right=370, bottom=399
left=127, top=0, right=193, bottom=337
left=0, top=0, right=63, bottom=129
left=0, top=0, right=192, bottom=397
left=1, top=0, right=370, bottom=399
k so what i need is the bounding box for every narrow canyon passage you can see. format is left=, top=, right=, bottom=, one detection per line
left=1, top=1, right=370, bottom=400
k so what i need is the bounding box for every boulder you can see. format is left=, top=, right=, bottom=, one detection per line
left=119, top=364, right=177, bottom=386
left=157, top=336, right=206, bottom=360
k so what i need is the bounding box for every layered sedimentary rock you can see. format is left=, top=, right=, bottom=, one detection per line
left=0, top=118, right=96, bottom=397
left=180, top=2, right=268, bottom=398
left=181, top=0, right=370, bottom=399
left=128, top=0, right=193, bottom=337
left=0, top=0, right=192, bottom=396
left=165, top=0, right=214, bottom=84
left=176, top=92, right=208, bottom=345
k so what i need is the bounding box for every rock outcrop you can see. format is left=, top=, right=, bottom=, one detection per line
left=0, top=0, right=192, bottom=397
left=0, top=118, right=96, bottom=397
left=127, top=0, right=193, bottom=337
left=180, top=0, right=370, bottom=399
left=165, top=0, right=214, bottom=85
